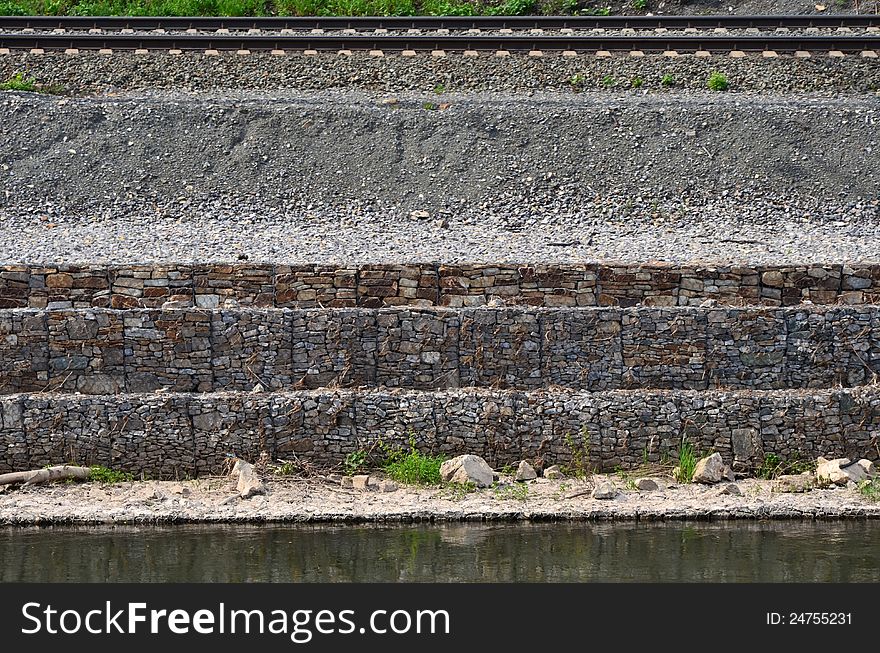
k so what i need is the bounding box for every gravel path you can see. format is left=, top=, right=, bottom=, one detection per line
left=1, top=89, right=878, bottom=264
left=0, top=475, right=877, bottom=524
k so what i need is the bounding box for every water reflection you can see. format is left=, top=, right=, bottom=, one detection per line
left=0, top=521, right=877, bottom=583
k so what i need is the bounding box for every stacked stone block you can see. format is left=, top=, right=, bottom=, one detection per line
left=841, top=264, right=880, bottom=304
left=439, top=264, right=521, bottom=307
left=459, top=308, right=541, bottom=389
left=518, top=265, right=597, bottom=307
left=290, top=309, right=376, bottom=388
left=110, top=265, right=194, bottom=309
left=706, top=309, right=786, bottom=389
left=1, top=388, right=878, bottom=475
left=275, top=265, right=356, bottom=308
left=375, top=309, right=460, bottom=389
left=598, top=264, right=680, bottom=307
left=30, top=265, right=111, bottom=309
left=0, top=398, right=27, bottom=472
left=272, top=392, right=357, bottom=460
left=0, top=311, right=47, bottom=393
left=0, top=266, right=30, bottom=308
left=1, top=262, right=879, bottom=308
left=678, top=266, right=760, bottom=306
left=47, top=310, right=125, bottom=394
left=541, top=309, right=622, bottom=390
left=124, top=310, right=212, bottom=392
left=24, top=396, right=111, bottom=468
left=108, top=395, right=195, bottom=478
left=357, top=264, right=438, bottom=308
left=194, top=264, right=274, bottom=308
left=621, top=309, right=707, bottom=389
left=190, top=395, right=273, bottom=475
left=211, top=310, right=292, bottom=391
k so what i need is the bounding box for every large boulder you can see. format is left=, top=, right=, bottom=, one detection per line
left=515, top=461, right=537, bottom=482
left=692, top=453, right=725, bottom=484
left=440, top=455, right=494, bottom=488
left=816, top=457, right=867, bottom=487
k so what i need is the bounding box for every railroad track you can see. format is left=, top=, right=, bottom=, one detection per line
left=1, top=15, right=880, bottom=53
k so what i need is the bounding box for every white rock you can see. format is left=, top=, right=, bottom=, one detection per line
left=410, top=209, right=430, bottom=219
left=440, top=454, right=494, bottom=488
left=231, top=458, right=266, bottom=499
left=856, top=459, right=876, bottom=478
left=543, top=465, right=565, bottom=480
left=351, top=474, right=372, bottom=490
left=816, top=457, right=866, bottom=486
left=515, top=460, right=537, bottom=482
left=591, top=481, right=618, bottom=500
left=692, top=453, right=725, bottom=484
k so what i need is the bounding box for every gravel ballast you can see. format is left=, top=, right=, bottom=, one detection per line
left=1, top=51, right=879, bottom=96
left=1, top=89, right=878, bottom=264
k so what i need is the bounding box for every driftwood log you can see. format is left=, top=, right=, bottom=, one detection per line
left=0, top=465, right=91, bottom=487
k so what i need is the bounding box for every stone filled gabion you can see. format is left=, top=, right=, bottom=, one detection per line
left=0, top=387, right=877, bottom=477
left=3, top=263, right=880, bottom=310
left=2, top=305, right=879, bottom=394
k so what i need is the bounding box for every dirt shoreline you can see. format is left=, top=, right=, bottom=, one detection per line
left=1, top=475, right=878, bottom=525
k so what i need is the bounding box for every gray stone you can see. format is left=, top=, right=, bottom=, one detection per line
left=515, top=460, right=537, bottom=482
left=772, top=473, right=815, bottom=493
left=591, top=481, right=618, bottom=500
left=635, top=478, right=659, bottom=491
left=543, top=465, right=565, bottom=480
left=718, top=483, right=742, bottom=496
left=377, top=479, right=399, bottom=492
left=440, top=454, right=494, bottom=488
left=692, top=452, right=725, bottom=484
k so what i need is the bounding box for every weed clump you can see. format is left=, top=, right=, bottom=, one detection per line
left=707, top=71, right=729, bottom=92
left=88, top=465, right=135, bottom=484
left=383, top=437, right=445, bottom=486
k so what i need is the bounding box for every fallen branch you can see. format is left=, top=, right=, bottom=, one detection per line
left=0, top=465, right=91, bottom=487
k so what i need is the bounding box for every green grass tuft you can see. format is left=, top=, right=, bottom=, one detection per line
left=0, top=0, right=583, bottom=16
left=88, top=465, right=135, bottom=484
left=707, top=71, right=729, bottom=92
left=858, top=478, right=880, bottom=501
left=1, top=72, right=37, bottom=92
left=673, top=441, right=698, bottom=483
left=383, top=437, right=445, bottom=486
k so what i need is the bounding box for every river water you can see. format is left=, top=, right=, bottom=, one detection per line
left=1, top=521, right=877, bottom=582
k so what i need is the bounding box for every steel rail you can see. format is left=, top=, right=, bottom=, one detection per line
left=1, top=34, right=879, bottom=51
left=0, top=14, right=879, bottom=31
